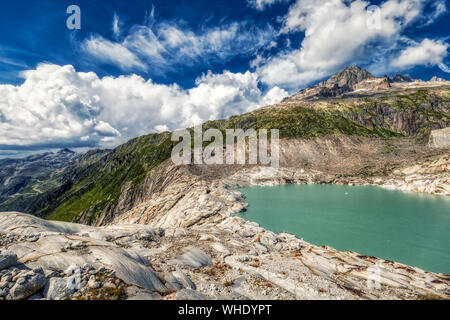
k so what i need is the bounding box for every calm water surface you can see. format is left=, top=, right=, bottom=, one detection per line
left=238, top=184, right=450, bottom=274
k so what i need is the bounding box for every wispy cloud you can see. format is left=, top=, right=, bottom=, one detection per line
left=438, top=62, right=450, bottom=73
left=112, top=13, right=122, bottom=39
left=82, top=36, right=146, bottom=71
left=424, top=0, right=447, bottom=25
left=82, top=16, right=276, bottom=72
left=247, top=0, right=289, bottom=11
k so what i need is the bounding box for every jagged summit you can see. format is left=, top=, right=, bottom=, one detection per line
left=390, top=74, right=413, bottom=83
left=324, top=66, right=375, bottom=88
left=287, top=66, right=388, bottom=100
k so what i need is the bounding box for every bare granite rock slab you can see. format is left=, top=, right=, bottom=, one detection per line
left=0, top=212, right=166, bottom=293
left=175, top=289, right=210, bottom=300
left=168, top=248, right=212, bottom=268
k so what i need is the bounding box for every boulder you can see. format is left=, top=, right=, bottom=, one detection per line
left=164, top=272, right=184, bottom=291
left=259, top=231, right=279, bottom=248
left=44, top=278, right=75, bottom=300
left=171, top=270, right=196, bottom=290
left=210, top=242, right=231, bottom=255
left=0, top=252, right=17, bottom=270
left=9, top=269, right=46, bottom=300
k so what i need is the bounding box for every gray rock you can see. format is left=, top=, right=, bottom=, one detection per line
left=175, top=289, right=210, bottom=300
left=126, top=286, right=160, bottom=300
left=210, top=242, right=231, bottom=255
left=27, top=292, right=44, bottom=300
left=88, top=276, right=101, bottom=289
left=169, top=248, right=212, bottom=268
left=239, top=229, right=256, bottom=238
left=259, top=232, right=279, bottom=248
left=1, top=273, right=12, bottom=283
left=164, top=272, right=184, bottom=291
left=10, top=269, right=46, bottom=300
left=103, top=282, right=117, bottom=289
left=0, top=252, right=17, bottom=270
left=44, top=278, right=75, bottom=300
left=0, top=287, right=8, bottom=297
left=82, top=263, right=95, bottom=272
left=172, top=270, right=196, bottom=290
left=253, top=243, right=268, bottom=254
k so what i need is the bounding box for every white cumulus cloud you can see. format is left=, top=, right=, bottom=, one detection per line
left=391, top=39, right=449, bottom=69
left=254, top=0, right=439, bottom=88
left=0, top=64, right=286, bottom=150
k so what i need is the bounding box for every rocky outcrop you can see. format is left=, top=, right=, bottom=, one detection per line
left=1, top=212, right=449, bottom=300
left=0, top=212, right=168, bottom=300
left=429, top=127, right=450, bottom=148
left=381, top=155, right=450, bottom=195
left=353, top=76, right=390, bottom=92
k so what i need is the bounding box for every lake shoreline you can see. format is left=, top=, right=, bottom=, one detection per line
left=236, top=184, right=450, bottom=274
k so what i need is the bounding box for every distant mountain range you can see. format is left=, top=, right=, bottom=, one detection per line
left=0, top=149, right=79, bottom=212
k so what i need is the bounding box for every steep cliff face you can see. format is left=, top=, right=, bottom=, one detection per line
left=342, top=88, right=450, bottom=139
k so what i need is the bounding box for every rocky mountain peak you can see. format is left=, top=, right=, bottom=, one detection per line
left=324, top=66, right=375, bottom=88
left=286, top=66, right=387, bottom=101
left=430, top=76, right=446, bottom=82
left=390, top=74, right=413, bottom=83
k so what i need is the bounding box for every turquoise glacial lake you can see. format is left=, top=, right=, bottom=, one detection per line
left=237, top=184, right=450, bottom=274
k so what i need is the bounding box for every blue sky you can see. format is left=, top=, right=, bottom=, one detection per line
left=0, top=0, right=449, bottom=157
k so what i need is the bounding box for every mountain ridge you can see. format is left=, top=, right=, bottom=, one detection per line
left=285, top=66, right=448, bottom=101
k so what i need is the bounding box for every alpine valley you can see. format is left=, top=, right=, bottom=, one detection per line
left=0, top=67, right=449, bottom=300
